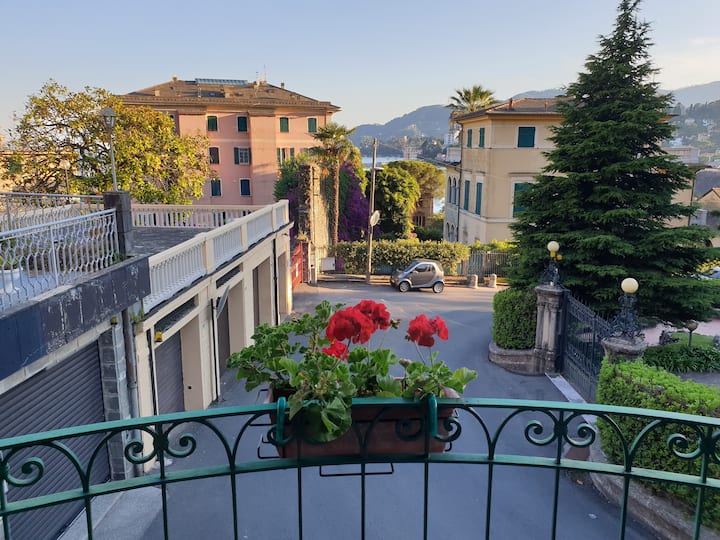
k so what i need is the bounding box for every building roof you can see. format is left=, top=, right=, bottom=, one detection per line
left=454, top=97, right=566, bottom=122
left=121, top=77, right=340, bottom=113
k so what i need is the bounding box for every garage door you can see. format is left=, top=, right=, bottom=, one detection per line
left=155, top=332, right=185, bottom=414
left=0, top=342, right=109, bottom=540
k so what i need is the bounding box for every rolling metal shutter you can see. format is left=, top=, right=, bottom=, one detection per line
left=155, top=332, right=185, bottom=414
left=0, top=342, right=109, bottom=540
left=217, top=302, right=230, bottom=376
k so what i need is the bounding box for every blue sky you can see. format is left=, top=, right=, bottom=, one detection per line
left=2, top=0, right=719, bottom=137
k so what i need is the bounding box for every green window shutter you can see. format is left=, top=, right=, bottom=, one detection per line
left=211, top=178, right=222, bottom=196
left=209, top=147, right=220, bottom=164
left=513, top=183, right=531, bottom=216
left=234, top=147, right=239, bottom=165
left=248, top=148, right=252, bottom=164
left=463, top=180, right=470, bottom=210
left=308, top=118, right=317, bottom=133
left=478, top=128, right=485, bottom=148
left=466, top=129, right=473, bottom=148
left=240, top=179, right=251, bottom=196
left=277, top=148, right=281, bottom=164
left=290, top=148, right=295, bottom=158
left=280, top=117, right=289, bottom=132
left=475, top=183, right=482, bottom=214
left=237, top=116, right=248, bottom=132
left=518, top=127, right=535, bottom=148
left=207, top=116, right=218, bottom=132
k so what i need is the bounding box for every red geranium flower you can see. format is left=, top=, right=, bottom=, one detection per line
left=406, top=314, right=449, bottom=348
left=355, top=300, right=391, bottom=331
left=322, top=340, right=349, bottom=360
left=326, top=306, right=374, bottom=344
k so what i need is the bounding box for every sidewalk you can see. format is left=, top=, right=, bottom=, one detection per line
left=643, top=319, right=720, bottom=345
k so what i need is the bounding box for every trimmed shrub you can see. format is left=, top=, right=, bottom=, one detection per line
left=643, top=343, right=720, bottom=372
left=330, top=240, right=470, bottom=276
left=596, top=360, right=720, bottom=526
left=492, top=288, right=536, bottom=349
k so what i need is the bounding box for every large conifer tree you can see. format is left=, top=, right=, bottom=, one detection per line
left=510, top=0, right=718, bottom=323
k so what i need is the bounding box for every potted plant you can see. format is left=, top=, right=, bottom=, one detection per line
left=0, top=253, right=22, bottom=294
left=228, top=300, right=477, bottom=456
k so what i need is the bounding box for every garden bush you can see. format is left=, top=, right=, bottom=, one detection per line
left=642, top=343, right=720, bottom=372
left=330, top=240, right=470, bottom=276
left=492, top=288, right=536, bottom=350
left=596, top=360, right=720, bottom=526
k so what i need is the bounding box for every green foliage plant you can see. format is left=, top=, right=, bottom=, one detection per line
left=509, top=0, right=719, bottom=324
left=228, top=300, right=477, bottom=442
left=642, top=343, right=720, bottom=372
left=492, top=288, right=537, bottom=350
left=596, top=360, right=720, bottom=525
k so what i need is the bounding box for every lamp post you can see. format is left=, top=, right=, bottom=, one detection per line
left=609, top=277, right=643, bottom=341
left=365, top=138, right=378, bottom=284
left=686, top=320, right=699, bottom=348
left=541, top=240, right=561, bottom=286
left=99, top=107, right=118, bottom=191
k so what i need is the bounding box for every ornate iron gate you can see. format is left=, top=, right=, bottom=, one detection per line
left=560, top=292, right=611, bottom=402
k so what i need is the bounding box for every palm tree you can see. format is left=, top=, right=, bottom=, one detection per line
left=446, top=85, right=499, bottom=119
left=309, top=123, right=356, bottom=245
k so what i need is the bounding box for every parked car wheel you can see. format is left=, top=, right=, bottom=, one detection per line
left=398, top=281, right=411, bottom=293
left=432, top=282, right=444, bottom=293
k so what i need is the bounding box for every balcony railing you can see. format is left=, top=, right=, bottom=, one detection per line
left=140, top=201, right=289, bottom=312
left=0, top=210, right=119, bottom=309
left=0, top=192, right=104, bottom=232
left=1, top=398, right=718, bottom=539
left=131, top=204, right=261, bottom=229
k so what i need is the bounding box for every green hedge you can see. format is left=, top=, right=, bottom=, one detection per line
left=330, top=240, right=470, bottom=276
left=492, top=288, right=536, bottom=349
left=643, top=343, right=720, bottom=372
left=596, top=360, right=720, bottom=526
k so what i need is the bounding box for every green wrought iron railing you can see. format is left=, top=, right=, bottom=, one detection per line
left=1, top=397, right=719, bottom=540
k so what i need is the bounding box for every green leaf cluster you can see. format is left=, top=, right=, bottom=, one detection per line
left=330, top=239, right=469, bottom=276
left=492, top=288, right=537, bottom=350
left=596, top=359, right=720, bottom=525
left=508, top=1, right=720, bottom=323
left=642, top=343, right=720, bottom=372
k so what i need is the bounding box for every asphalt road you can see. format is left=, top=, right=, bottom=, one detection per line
left=139, top=282, right=656, bottom=540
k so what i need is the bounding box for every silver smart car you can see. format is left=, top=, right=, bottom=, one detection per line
left=390, top=259, right=445, bottom=293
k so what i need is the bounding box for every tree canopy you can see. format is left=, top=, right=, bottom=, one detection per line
left=372, top=167, right=420, bottom=239
left=385, top=160, right=445, bottom=199
left=447, top=85, right=499, bottom=119
left=309, top=123, right=357, bottom=245
left=510, top=0, right=719, bottom=324
left=8, top=80, right=210, bottom=203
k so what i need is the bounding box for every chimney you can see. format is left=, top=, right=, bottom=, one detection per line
left=281, top=82, right=285, bottom=89
left=172, top=75, right=178, bottom=82
left=508, top=98, right=514, bottom=110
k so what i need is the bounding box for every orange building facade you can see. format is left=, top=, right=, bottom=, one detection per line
left=121, top=77, right=340, bottom=205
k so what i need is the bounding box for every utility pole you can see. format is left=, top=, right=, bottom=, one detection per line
left=365, top=138, right=378, bottom=284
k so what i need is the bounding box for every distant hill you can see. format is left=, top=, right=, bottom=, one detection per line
left=350, top=82, right=720, bottom=146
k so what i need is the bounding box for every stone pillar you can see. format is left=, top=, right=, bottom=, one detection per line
left=104, top=191, right=134, bottom=256
left=601, top=336, right=647, bottom=363
left=99, top=321, right=134, bottom=480
left=533, top=284, right=565, bottom=373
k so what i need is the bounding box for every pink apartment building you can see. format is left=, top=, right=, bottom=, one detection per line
left=121, top=77, right=340, bottom=205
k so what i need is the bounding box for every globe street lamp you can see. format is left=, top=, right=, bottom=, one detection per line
left=99, top=107, right=118, bottom=191
left=541, top=240, right=561, bottom=285
left=609, top=277, right=643, bottom=341
left=686, top=319, right=699, bottom=348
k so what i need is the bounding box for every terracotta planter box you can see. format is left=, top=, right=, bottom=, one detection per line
left=268, top=388, right=458, bottom=458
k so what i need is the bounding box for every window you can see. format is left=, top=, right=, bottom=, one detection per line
left=209, top=147, right=220, bottom=164
left=307, top=118, right=317, bottom=133
left=513, top=183, right=531, bottom=216
left=207, top=116, right=218, bottom=132
left=279, top=117, right=289, bottom=132
left=518, top=127, right=536, bottom=148
left=290, top=148, right=295, bottom=159
left=234, top=147, right=251, bottom=164
left=277, top=147, right=290, bottom=164
left=466, top=129, right=473, bottom=148
left=239, top=179, right=251, bottom=196
left=447, top=179, right=452, bottom=202
left=463, top=180, right=470, bottom=210
left=475, top=182, right=483, bottom=214
left=478, top=127, right=485, bottom=148
left=237, top=116, right=248, bottom=132
left=210, top=178, right=222, bottom=197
